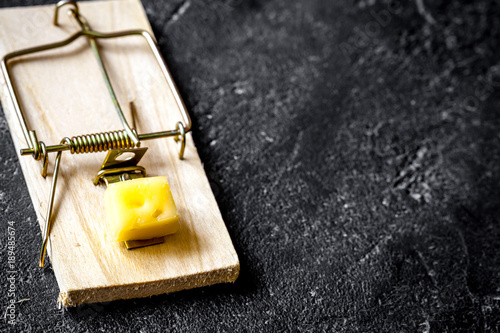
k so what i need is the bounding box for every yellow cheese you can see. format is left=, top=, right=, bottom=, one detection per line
left=104, top=176, right=179, bottom=242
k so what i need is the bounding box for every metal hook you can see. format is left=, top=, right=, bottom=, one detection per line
left=40, top=142, right=48, bottom=178
left=28, top=130, right=48, bottom=177
left=174, top=122, right=186, bottom=160
left=53, top=0, right=79, bottom=26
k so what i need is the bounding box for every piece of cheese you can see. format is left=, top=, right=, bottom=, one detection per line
left=104, top=176, right=179, bottom=242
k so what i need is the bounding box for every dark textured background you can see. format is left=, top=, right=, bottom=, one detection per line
left=1, top=0, right=500, bottom=332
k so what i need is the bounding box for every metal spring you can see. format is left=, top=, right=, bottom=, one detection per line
left=64, top=129, right=137, bottom=154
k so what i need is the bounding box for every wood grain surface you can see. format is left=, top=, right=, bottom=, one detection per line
left=0, top=0, right=239, bottom=307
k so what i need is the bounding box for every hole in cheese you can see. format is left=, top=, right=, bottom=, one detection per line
left=151, top=208, right=163, bottom=218
left=127, top=195, right=145, bottom=208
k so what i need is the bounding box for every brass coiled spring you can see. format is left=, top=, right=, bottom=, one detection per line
left=63, top=129, right=138, bottom=154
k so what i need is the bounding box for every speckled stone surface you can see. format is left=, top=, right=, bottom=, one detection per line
left=1, top=0, right=500, bottom=332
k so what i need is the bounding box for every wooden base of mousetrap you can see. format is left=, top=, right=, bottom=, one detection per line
left=0, top=0, right=239, bottom=306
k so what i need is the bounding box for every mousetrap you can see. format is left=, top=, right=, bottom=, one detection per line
left=0, top=0, right=239, bottom=307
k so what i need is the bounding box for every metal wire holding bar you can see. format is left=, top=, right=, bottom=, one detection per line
left=0, top=1, right=192, bottom=268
